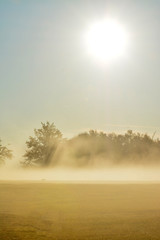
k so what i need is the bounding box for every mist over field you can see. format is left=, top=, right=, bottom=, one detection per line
left=2, top=123, right=160, bottom=182
left=1, top=122, right=160, bottom=184
left=1, top=164, right=160, bottom=182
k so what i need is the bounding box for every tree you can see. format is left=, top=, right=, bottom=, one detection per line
left=63, top=130, right=160, bottom=167
left=23, top=122, right=62, bottom=167
left=0, top=140, right=12, bottom=165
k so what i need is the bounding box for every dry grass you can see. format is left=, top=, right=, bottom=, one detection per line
left=1, top=181, right=160, bottom=239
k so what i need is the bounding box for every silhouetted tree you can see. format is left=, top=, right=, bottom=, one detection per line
left=66, top=130, right=110, bottom=167
left=23, top=122, right=62, bottom=167
left=62, top=130, right=160, bottom=167
left=0, top=140, right=12, bottom=165
left=22, top=126, right=160, bottom=168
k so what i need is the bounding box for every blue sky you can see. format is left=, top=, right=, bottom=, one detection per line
left=1, top=0, right=160, bottom=157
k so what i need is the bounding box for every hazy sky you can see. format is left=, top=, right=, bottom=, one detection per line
left=1, top=0, right=160, bottom=157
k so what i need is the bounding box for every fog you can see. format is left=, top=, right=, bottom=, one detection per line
left=2, top=128, right=160, bottom=182
left=1, top=165, right=160, bottom=182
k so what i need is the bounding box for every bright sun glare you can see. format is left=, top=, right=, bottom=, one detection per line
left=85, top=19, right=129, bottom=62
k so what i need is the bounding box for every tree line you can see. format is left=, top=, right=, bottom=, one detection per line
left=1, top=122, right=160, bottom=167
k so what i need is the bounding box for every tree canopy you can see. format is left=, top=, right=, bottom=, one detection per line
left=21, top=124, right=160, bottom=168
left=61, top=130, right=160, bottom=167
left=0, top=140, right=12, bottom=165
left=23, top=122, right=62, bottom=167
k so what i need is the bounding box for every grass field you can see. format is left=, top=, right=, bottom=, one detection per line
left=1, top=182, right=160, bottom=240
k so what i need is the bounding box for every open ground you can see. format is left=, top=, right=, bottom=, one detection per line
left=1, top=182, right=160, bottom=240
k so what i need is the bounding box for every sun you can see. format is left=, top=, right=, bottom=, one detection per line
left=85, top=19, right=129, bottom=62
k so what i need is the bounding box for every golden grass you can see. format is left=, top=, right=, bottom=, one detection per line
left=1, top=182, right=160, bottom=239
